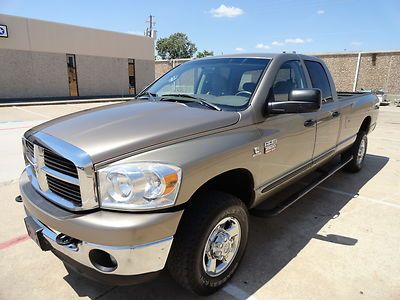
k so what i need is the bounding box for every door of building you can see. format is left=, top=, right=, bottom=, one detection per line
left=67, top=54, right=79, bottom=96
left=128, top=59, right=136, bottom=95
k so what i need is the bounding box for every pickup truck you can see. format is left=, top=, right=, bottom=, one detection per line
left=19, top=53, right=379, bottom=295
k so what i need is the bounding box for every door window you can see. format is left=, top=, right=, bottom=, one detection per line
left=304, top=60, right=332, bottom=102
left=270, top=61, right=307, bottom=101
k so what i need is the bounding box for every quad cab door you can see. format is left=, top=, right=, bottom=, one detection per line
left=257, top=60, right=317, bottom=188
left=303, top=60, right=340, bottom=161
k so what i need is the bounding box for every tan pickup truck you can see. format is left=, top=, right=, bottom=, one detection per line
left=19, top=53, right=379, bottom=295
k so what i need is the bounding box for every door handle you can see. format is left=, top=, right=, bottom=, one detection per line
left=331, top=111, right=340, bottom=118
left=304, top=119, right=316, bottom=127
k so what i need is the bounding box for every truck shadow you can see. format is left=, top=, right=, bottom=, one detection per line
left=63, top=153, right=389, bottom=299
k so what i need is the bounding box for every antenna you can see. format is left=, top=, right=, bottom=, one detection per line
left=145, top=15, right=157, bottom=39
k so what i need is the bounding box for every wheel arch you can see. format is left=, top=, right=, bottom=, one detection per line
left=359, top=116, right=372, bottom=134
left=186, top=168, right=255, bottom=208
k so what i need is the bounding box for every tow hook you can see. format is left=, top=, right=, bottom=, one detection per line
left=15, top=195, right=23, bottom=203
left=56, top=233, right=80, bottom=250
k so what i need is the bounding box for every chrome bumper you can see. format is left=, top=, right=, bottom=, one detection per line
left=25, top=213, right=173, bottom=276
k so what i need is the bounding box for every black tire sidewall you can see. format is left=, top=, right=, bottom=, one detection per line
left=353, top=132, right=368, bottom=169
left=168, top=191, right=249, bottom=295
left=194, top=202, right=248, bottom=291
left=342, top=131, right=368, bottom=172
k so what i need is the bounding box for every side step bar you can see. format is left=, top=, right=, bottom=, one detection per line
left=251, top=157, right=352, bottom=218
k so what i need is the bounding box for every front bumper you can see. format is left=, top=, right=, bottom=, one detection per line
left=20, top=170, right=183, bottom=280
left=25, top=213, right=173, bottom=276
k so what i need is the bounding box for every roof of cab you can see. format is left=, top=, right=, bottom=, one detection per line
left=197, top=52, right=319, bottom=61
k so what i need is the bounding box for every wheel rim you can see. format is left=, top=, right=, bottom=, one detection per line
left=202, top=216, right=241, bottom=277
left=356, top=136, right=366, bottom=165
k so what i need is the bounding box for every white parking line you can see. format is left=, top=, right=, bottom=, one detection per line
left=13, top=106, right=50, bottom=118
left=314, top=185, right=400, bottom=209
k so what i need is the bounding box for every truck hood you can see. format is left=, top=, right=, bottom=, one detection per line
left=29, top=101, right=240, bottom=163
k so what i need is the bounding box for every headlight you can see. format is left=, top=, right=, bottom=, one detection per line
left=98, top=163, right=182, bottom=211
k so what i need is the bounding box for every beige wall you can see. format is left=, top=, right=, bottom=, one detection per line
left=135, top=59, right=156, bottom=92
left=0, top=49, right=69, bottom=98
left=75, top=55, right=128, bottom=96
left=0, top=14, right=154, bottom=60
left=0, top=14, right=156, bottom=99
left=0, top=50, right=155, bottom=99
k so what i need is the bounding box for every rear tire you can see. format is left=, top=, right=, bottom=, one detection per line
left=167, top=191, right=249, bottom=295
left=342, top=131, right=368, bottom=173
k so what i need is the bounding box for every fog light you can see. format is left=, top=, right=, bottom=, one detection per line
left=89, top=249, right=118, bottom=272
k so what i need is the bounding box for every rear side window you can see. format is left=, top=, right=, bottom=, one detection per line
left=304, top=60, right=332, bottom=101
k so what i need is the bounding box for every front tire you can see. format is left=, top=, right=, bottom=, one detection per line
left=342, top=131, right=368, bottom=173
left=167, top=191, right=249, bottom=295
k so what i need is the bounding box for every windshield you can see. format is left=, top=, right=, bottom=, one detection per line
left=142, top=58, right=270, bottom=110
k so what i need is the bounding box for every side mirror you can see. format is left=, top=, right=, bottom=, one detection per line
left=267, top=89, right=322, bottom=114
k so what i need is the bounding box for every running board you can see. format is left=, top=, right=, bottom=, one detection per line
left=251, top=157, right=353, bottom=218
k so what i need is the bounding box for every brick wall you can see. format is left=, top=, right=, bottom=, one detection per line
left=317, top=54, right=358, bottom=92
left=155, top=60, right=173, bottom=79
left=155, top=51, right=400, bottom=95
left=357, top=52, right=400, bottom=94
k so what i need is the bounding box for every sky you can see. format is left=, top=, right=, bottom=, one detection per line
left=1, top=0, right=400, bottom=55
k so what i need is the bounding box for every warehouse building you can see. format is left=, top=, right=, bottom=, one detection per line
left=0, top=14, right=155, bottom=100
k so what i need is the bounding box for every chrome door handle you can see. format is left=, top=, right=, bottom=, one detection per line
left=331, top=111, right=340, bottom=118
left=304, top=119, right=316, bottom=127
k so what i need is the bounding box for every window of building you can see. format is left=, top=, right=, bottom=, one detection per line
left=128, top=59, right=136, bottom=95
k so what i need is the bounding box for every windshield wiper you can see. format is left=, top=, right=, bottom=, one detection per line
left=160, top=94, right=222, bottom=111
left=136, top=91, right=158, bottom=101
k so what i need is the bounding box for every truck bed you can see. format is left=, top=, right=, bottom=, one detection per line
left=337, top=91, right=372, bottom=101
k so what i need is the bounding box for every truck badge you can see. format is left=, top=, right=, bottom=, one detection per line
left=252, top=146, right=262, bottom=157
left=264, top=139, right=278, bottom=154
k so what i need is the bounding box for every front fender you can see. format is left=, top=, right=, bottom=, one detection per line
left=105, top=126, right=262, bottom=206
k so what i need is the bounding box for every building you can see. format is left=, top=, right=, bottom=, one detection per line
left=315, top=50, right=400, bottom=96
left=0, top=14, right=155, bottom=100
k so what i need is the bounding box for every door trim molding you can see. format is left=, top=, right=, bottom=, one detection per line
left=260, top=159, right=313, bottom=193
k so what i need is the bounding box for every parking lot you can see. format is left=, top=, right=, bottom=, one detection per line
left=0, top=102, right=399, bottom=300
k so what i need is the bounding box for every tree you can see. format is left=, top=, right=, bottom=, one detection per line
left=196, top=50, right=214, bottom=58
left=156, top=33, right=197, bottom=59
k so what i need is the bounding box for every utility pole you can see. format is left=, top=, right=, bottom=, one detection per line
left=145, top=15, right=157, bottom=39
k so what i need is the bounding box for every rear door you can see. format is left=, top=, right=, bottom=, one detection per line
left=257, top=60, right=317, bottom=186
left=304, top=60, right=340, bottom=161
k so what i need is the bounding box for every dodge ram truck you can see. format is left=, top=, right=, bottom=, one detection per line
left=19, top=53, right=379, bottom=295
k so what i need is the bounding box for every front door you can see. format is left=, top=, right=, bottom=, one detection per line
left=258, top=60, right=317, bottom=187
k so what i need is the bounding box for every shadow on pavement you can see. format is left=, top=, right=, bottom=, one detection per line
left=63, top=153, right=389, bottom=299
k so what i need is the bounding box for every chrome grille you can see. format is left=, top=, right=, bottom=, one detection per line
left=43, top=148, right=78, bottom=178
left=25, top=140, right=35, bottom=162
left=46, top=174, right=82, bottom=204
left=23, top=132, right=98, bottom=211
